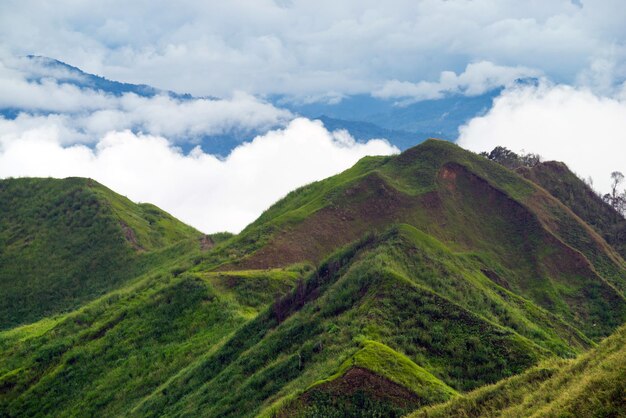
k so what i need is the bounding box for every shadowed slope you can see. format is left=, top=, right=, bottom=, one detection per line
left=519, top=160, right=626, bottom=259
left=0, top=177, right=202, bottom=329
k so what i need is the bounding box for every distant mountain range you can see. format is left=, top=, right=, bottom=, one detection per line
left=23, top=55, right=193, bottom=99
left=1, top=56, right=504, bottom=154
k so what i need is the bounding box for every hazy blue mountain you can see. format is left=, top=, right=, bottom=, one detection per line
left=315, top=115, right=432, bottom=150
left=23, top=55, right=192, bottom=99
left=3, top=56, right=510, bottom=154
left=273, top=91, right=501, bottom=141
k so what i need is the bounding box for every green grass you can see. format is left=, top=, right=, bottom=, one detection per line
left=124, top=227, right=590, bottom=417
left=276, top=339, right=457, bottom=418
left=0, top=177, right=203, bottom=330
left=195, top=140, right=626, bottom=343
left=520, top=160, right=626, bottom=260
left=0, top=264, right=301, bottom=417
left=410, top=322, right=626, bottom=417
left=309, top=339, right=457, bottom=401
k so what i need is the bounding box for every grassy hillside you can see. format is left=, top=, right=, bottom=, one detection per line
left=99, top=225, right=600, bottom=417
left=519, top=160, right=626, bottom=259
left=0, top=177, right=202, bottom=329
left=410, top=322, right=626, bottom=417
left=207, top=140, right=626, bottom=340
left=1, top=140, right=625, bottom=417
left=0, top=264, right=300, bottom=417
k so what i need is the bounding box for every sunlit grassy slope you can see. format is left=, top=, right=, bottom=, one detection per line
left=410, top=321, right=626, bottom=417
left=0, top=265, right=300, bottom=417
left=0, top=140, right=625, bottom=417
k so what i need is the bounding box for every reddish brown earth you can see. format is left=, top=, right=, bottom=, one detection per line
left=277, top=367, right=421, bottom=417
left=227, top=172, right=416, bottom=269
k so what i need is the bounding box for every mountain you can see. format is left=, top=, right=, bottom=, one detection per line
left=0, top=140, right=624, bottom=417
left=517, top=160, right=626, bottom=259
left=0, top=177, right=202, bottom=329
left=314, top=115, right=431, bottom=151
left=410, top=321, right=626, bottom=417
left=23, top=55, right=191, bottom=99
left=274, top=90, right=500, bottom=142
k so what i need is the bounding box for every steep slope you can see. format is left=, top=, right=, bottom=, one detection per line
left=0, top=266, right=300, bottom=417
left=410, top=322, right=626, bottom=418
left=211, top=140, right=626, bottom=340
left=519, top=160, right=626, bottom=259
left=126, top=226, right=598, bottom=417
left=0, top=177, right=202, bottom=329
left=277, top=340, right=458, bottom=417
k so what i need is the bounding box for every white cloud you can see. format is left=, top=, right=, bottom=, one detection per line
left=373, top=61, right=541, bottom=103
left=1, top=0, right=624, bottom=97
left=0, top=56, right=292, bottom=144
left=0, top=118, right=398, bottom=233
left=457, top=83, right=626, bottom=193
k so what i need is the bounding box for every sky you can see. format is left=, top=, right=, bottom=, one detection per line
left=0, top=0, right=625, bottom=232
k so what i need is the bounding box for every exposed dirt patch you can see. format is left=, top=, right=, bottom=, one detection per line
left=200, top=235, right=214, bottom=251
left=481, top=269, right=512, bottom=290
left=278, top=367, right=421, bottom=417
left=228, top=172, right=416, bottom=269
left=119, top=221, right=143, bottom=251
left=439, top=165, right=458, bottom=191
left=311, top=367, right=419, bottom=404
left=436, top=162, right=626, bottom=337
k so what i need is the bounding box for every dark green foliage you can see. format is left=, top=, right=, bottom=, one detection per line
left=207, top=231, right=235, bottom=244
left=480, top=146, right=542, bottom=170
left=0, top=177, right=201, bottom=330
left=520, top=161, right=626, bottom=259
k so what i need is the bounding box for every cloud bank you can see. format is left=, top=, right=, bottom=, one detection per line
left=2, top=0, right=624, bottom=98
left=374, top=61, right=541, bottom=104
left=458, top=83, right=626, bottom=193
left=0, top=118, right=398, bottom=233
left=0, top=56, right=292, bottom=145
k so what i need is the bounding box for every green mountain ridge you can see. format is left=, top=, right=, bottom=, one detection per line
left=0, top=177, right=203, bottom=330
left=518, top=160, right=626, bottom=259
left=0, top=140, right=624, bottom=417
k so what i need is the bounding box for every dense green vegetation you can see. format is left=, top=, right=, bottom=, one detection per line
left=0, top=264, right=299, bottom=417
left=519, top=160, right=626, bottom=259
left=1, top=140, right=625, bottom=417
left=0, top=177, right=202, bottom=329
left=410, top=322, right=626, bottom=417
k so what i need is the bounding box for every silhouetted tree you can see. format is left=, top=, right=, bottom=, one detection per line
left=603, top=171, right=626, bottom=216
left=481, top=146, right=542, bottom=169
left=610, top=171, right=624, bottom=199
